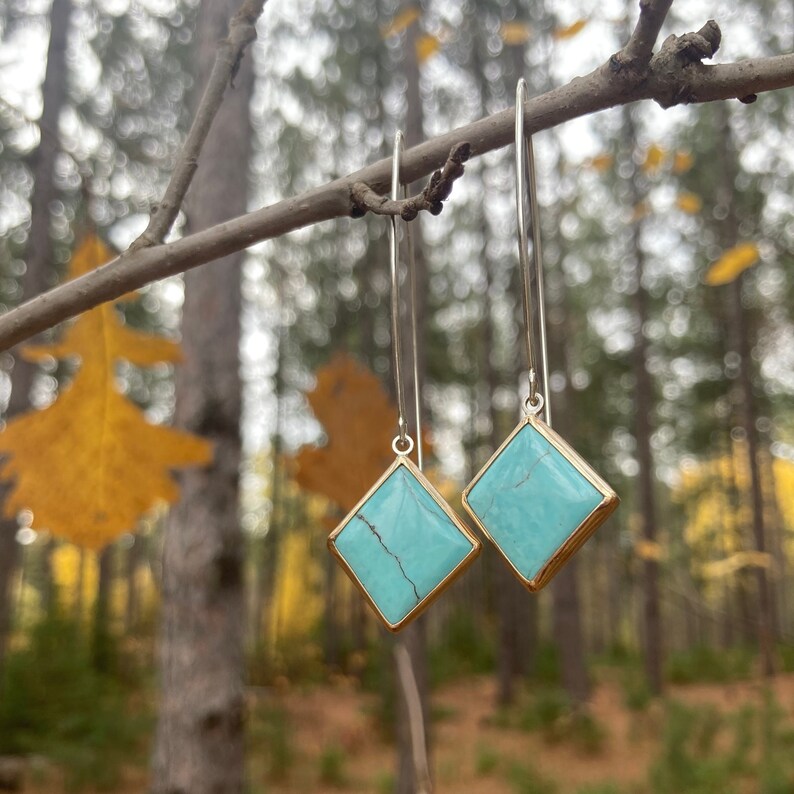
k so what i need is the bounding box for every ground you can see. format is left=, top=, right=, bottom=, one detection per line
left=18, top=671, right=794, bottom=793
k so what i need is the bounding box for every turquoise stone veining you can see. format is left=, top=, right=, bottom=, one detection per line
left=332, top=464, right=476, bottom=627
left=466, top=421, right=603, bottom=583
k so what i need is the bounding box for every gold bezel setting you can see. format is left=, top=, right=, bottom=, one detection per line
left=328, top=455, right=482, bottom=632
left=462, top=414, right=618, bottom=592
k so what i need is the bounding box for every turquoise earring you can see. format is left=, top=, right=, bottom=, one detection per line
left=462, top=80, right=619, bottom=591
left=328, top=131, right=481, bottom=631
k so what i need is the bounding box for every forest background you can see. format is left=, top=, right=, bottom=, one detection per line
left=0, top=0, right=793, bottom=792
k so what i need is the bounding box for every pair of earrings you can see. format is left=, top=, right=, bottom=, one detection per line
left=328, top=81, right=619, bottom=632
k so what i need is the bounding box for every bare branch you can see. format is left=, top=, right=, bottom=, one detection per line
left=129, top=0, right=267, bottom=251
left=617, top=0, right=675, bottom=69
left=0, top=21, right=793, bottom=352
left=351, top=142, right=471, bottom=220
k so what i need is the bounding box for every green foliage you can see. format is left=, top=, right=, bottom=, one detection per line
left=777, top=644, right=794, bottom=673
left=620, top=668, right=653, bottom=712
left=647, top=699, right=754, bottom=793
left=475, top=743, right=500, bottom=776
left=0, top=611, right=148, bottom=791
left=518, top=689, right=607, bottom=754
left=374, top=770, right=395, bottom=794
left=529, top=643, right=562, bottom=686
left=665, top=645, right=754, bottom=684
left=248, top=701, right=293, bottom=782
left=506, top=761, right=558, bottom=794
left=318, top=743, right=347, bottom=787
left=429, top=610, right=495, bottom=684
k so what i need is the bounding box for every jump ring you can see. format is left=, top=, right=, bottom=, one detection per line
left=522, top=392, right=545, bottom=417
left=392, top=435, right=415, bottom=456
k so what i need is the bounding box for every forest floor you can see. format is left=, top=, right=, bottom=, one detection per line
left=18, top=670, right=794, bottom=793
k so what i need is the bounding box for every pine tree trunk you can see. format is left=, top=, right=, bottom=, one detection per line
left=713, top=103, right=775, bottom=676
left=623, top=106, right=664, bottom=695
left=150, top=2, right=253, bottom=791
left=0, top=0, right=73, bottom=677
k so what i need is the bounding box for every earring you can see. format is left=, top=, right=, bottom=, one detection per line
left=327, top=131, right=481, bottom=632
left=462, top=80, right=619, bottom=592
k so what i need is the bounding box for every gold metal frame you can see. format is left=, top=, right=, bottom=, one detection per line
left=328, top=454, right=482, bottom=633
left=462, top=414, right=619, bottom=593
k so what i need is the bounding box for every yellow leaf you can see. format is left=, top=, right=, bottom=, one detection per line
left=380, top=6, right=420, bottom=38
left=630, top=201, right=649, bottom=222
left=676, top=192, right=702, bottom=214
left=553, top=19, right=587, bottom=40
left=500, top=21, right=533, bottom=46
left=635, top=538, right=664, bottom=561
left=673, top=150, right=694, bottom=174
left=0, top=234, right=212, bottom=549
left=587, top=153, right=613, bottom=173
left=415, top=33, right=441, bottom=64
left=702, top=551, right=773, bottom=579
left=705, top=242, right=760, bottom=286
left=641, top=143, right=666, bottom=174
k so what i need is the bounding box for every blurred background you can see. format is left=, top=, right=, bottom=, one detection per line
left=0, top=0, right=793, bottom=792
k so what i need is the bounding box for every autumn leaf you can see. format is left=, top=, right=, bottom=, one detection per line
left=629, top=201, right=650, bottom=223
left=702, top=550, right=773, bottom=579
left=586, top=153, right=613, bottom=173
left=676, top=192, right=703, bottom=214
left=416, top=33, right=441, bottom=64
left=641, top=143, right=666, bottom=174
left=672, top=150, right=694, bottom=174
left=294, top=353, right=400, bottom=514
left=380, top=6, right=420, bottom=38
left=0, top=235, right=212, bottom=549
left=634, top=538, right=664, bottom=561
left=553, top=19, right=587, bottom=40
left=705, top=242, right=760, bottom=285
left=500, top=21, right=533, bottom=46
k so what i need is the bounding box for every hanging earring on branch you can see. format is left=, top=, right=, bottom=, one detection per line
left=327, top=131, right=481, bottom=632
left=462, top=80, right=619, bottom=592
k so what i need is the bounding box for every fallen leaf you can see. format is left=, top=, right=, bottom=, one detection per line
left=380, top=6, right=420, bottom=38
left=553, top=19, right=587, bottom=40
left=705, top=242, right=760, bottom=286
left=0, top=235, right=212, bottom=548
left=675, top=192, right=702, bottom=214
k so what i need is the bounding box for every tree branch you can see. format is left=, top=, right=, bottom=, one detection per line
left=351, top=142, right=470, bottom=220
left=129, top=0, right=266, bottom=251
left=0, top=20, right=793, bottom=352
left=617, top=0, right=675, bottom=69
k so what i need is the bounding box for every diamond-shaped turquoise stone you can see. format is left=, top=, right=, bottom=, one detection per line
left=466, top=422, right=603, bottom=583
left=332, top=464, right=476, bottom=627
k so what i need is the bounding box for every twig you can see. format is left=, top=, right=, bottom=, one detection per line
left=350, top=142, right=470, bottom=220
left=616, top=0, right=675, bottom=69
left=129, top=0, right=267, bottom=251
left=0, top=21, right=793, bottom=351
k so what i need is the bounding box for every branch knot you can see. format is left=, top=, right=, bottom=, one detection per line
left=350, top=142, right=471, bottom=221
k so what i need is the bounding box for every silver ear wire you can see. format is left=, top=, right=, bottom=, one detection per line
left=515, top=79, right=551, bottom=427
left=389, top=131, right=423, bottom=467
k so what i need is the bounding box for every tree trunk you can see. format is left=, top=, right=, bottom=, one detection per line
left=92, top=544, right=114, bottom=673
left=0, top=0, right=73, bottom=677
left=713, top=103, right=775, bottom=676
left=623, top=106, right=664, bottom=695
left=150, top=2, right=253, bottom=791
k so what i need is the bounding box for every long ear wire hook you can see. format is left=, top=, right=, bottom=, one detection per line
left=390, top=130, right=423, bottom=468
left=515, top=78, right=551, bottom=427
